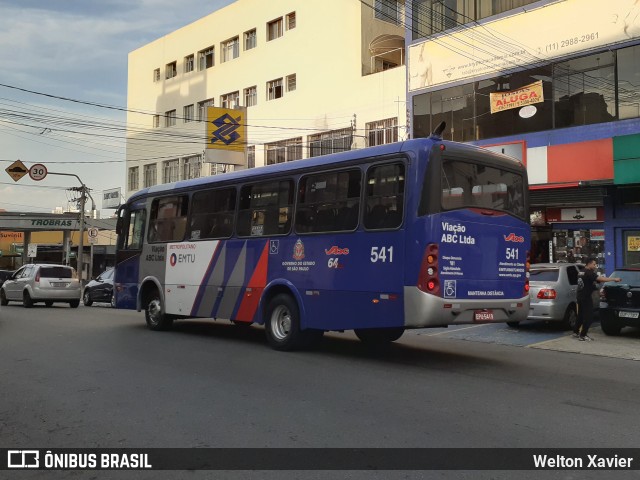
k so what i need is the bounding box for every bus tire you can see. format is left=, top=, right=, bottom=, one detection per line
left=506, top=321, right=520, bottom=328
left=354, top=327, right=404, bottom=346
left=265, top=294, right=313, bottom=351
left=144, top=288, right=174, bottom=331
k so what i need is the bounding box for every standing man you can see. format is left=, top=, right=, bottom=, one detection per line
left=574, top=258, right=621, bottom=341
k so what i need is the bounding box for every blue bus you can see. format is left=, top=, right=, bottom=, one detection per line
left=115, top=134, right=530, bottom=350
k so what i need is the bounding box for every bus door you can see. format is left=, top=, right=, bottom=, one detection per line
left=114, top=203, right=146, bottom=309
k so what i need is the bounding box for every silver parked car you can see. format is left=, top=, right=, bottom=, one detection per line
left=0, top=264, right=81, bottom=308
left=508, top=263, right=583, bottom=330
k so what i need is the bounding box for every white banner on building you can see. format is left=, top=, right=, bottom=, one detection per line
left=102, top=187, right=121, bottom=209
left=409, top=0, right=640, bottom=91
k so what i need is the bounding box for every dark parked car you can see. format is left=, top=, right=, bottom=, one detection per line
left=0, top=269, right=15, bottom=288
left=83, top=268, right=115, bottom=307
left=599, top=268, right=640, bottom=335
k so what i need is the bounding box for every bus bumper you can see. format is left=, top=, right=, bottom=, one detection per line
left=403, top=286, right=530, bottom=328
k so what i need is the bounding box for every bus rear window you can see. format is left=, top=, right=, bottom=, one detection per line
left=441, top=160, right=525, bottom=218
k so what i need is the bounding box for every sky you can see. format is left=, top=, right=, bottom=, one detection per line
left=0, top=0, right=236, bottom=217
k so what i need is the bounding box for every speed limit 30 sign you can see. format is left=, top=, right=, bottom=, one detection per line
left=29, top=163, right=48, bottom=181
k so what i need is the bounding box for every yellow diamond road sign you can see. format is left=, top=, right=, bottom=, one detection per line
left=5, top=159, right=28, bottom=182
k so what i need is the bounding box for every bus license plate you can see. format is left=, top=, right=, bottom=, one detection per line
left=474, top=310, right=494, bottom=322
left=618, top=311, right=639, bottom=319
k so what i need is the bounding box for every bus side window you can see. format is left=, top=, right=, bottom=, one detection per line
left=148, top=195, right=188, bottom=243
left=295, top=169, right=361, bottom=234
left=364, top=162, right=405, bottom=230
left=189, top=187, right=236, bottom=240
left=238, top=180, right=293, bottom=237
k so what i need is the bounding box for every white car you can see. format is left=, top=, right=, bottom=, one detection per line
left=0, top=264, right=81, bottom=308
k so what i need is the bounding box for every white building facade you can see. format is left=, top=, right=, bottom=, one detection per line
left=125, top=0, right=407, bottom=198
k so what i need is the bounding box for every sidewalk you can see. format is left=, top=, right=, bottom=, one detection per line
left=530, top=325, right=640, bottom=361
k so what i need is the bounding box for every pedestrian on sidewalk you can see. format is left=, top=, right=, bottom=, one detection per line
left=574, top=258, right=621, bottom=341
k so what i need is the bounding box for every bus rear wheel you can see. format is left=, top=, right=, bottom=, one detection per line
left=144, top=288, right=174, bottom=331
left=354, top=327, right=404, bottom=346
left=265, top=294, right=321, bottom=351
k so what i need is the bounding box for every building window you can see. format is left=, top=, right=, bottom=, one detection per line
left=244, top=86, right=257, bottom=107
left=198, top=98, right=214, bottom=121
left=128, top=167, right=139, bottom=191
left=286, top=74, right=297, bottom=92
left=553, top=52, right=616, bottom=129
left=153, top=68, right=160, bottom=82
left=618, top=44, right=640, bottom=120
left=374, top=0, right=400, bottom=25
left=183, top=104, right=194, bottom=123
left=165, top=61, right=177, bottom=79
left=265, top=137, right=303, bottom=165
left=247, top=146, right=255, bottom=168
left=221, top=36, right=240, bottom=62
left=221, top=91, right=240, bottom=109
left=267, top=78, right=283, bottom=100
left=198, top=46, right=215, bottom=70
left=163, top=159, right=180, bottom=184
left=182, top=155, right=202, bottom=180
left=267, top=18, right=283, bottom=41
left=411, top=45, right=639, bottom=143
left=244, top=28, right=257, bottom=50
left=308, top=128, right=353, bottom=157
left=184, top=54, right=194, bottom=73
left=143, top=164, right=157, bottom=188
left=286, top=12, right=296, bottom=30
left=153, top=115, right=160, bottom=128
left=412, top=0, right=538, bottom=40
left=165, top=110, right=176, bottom=127
left=367, top=118, right=398, bottom=146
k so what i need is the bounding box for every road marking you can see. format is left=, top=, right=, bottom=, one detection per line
left=526, top=335, right=574, bottom=348
left=421, top=324, right=490, bottom=337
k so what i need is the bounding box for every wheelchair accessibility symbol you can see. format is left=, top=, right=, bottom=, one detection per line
left=444, top=280, right=457, bottom=298
left=269, top=240, right=279, bottom=255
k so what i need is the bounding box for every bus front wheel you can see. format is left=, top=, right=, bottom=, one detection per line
left=265, top=294, right=321, bottom=351
left=144, top=289, right=174, bottom=331
left=354, top=327, right=404, bottom=346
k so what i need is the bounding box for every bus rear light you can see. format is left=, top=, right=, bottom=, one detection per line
left=418, top=243, right=440, bottom=295
left=537, top=289, right=557, bottom=299
left=524, top=250, right=531, bottom=296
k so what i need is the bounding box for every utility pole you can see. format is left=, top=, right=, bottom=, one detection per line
left=68, top=182, right=95, bottom=287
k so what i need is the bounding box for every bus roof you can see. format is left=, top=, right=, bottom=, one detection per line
left=127, top=137, right=522, bottom=202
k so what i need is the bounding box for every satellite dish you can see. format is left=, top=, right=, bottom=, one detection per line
left=519, top=105, right=537, bottom=118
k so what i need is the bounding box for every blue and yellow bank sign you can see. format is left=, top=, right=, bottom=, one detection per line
left=206, top=107, right=246, bottom=153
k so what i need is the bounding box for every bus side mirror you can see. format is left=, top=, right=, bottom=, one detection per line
left=115, top=207, right=124, bottom=235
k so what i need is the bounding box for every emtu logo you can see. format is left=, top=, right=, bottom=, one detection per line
left=8, top=450, right=39, bottom=468
left=210, top=113, right=242, bottom=145
left=169, top=253, right=177, bottom=266
left=504, top=233, right=525, bottom=243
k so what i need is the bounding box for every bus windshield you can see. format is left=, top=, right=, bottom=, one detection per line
left=441, top=160, right=525, bottom=219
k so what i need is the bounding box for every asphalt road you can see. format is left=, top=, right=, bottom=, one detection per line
left=2, top=303, right=640, bottom=479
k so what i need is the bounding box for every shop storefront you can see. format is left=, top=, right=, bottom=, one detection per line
left=530, top=206, right=605, bottom=266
